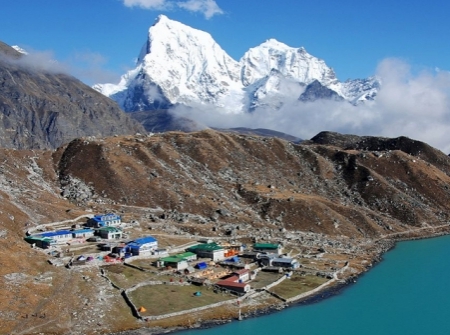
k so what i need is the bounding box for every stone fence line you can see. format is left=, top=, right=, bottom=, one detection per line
left=143, top=297, right=238, bottom=321
left=263, top=271, right=291, bottom=290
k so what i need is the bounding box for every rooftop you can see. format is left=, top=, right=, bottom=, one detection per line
left=38, top=230, right=72, bottom=238
left=188, top=242, right=223, bottom=252
left=72, top=228, right=95, bottom=234
left=160, top=256, right=186, bottom=263
left=176, top=252, right=196, bottom=258
left=25, top=236, right=54, bottom=242
left=98, top=226, right=122, bottom=232
left=254, top=243, right=281, bottom=249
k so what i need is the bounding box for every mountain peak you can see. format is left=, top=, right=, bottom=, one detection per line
left=260, top=38, right=289, bottom=49
left=155, top=14, right=169, bottom=23
left=98, top=16, right=243, bottom=112
left=94, top=16, right=379, bottom=114
left=258, top=39, right=308, bottom=54
left=240, top=38, right=336, bottom=87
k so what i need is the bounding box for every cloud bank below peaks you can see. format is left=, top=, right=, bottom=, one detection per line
left=122, top=0, right=223, bottom=19
left=172, top=58, right=450, bottom=154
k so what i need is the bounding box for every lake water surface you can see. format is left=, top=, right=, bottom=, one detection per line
left=179, top=235, right=450, bottom=335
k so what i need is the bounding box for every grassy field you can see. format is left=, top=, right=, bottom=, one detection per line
left=250, top=271, right=283, bottom=289
left=102, top=264, right=152, bottom=288
left=128, top=258, right=159, bottom=270
left=129, top=284, right=234, bottom=316
left=102, top=264, right=182, bottom=288
left=269, top=274, right=329, bottom=299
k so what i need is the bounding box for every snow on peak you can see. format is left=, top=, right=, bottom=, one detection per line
left=141, top=14, right=243, bottom=105
left=155, top=14, right=170, bottom=23
left=11, top=45, right=28, bottom=55
left=97, top=15, right=244, bottom=112
left=240, top=39, right=337, bottom=87
left=260, top=38, right=291, bottom=49
left=94, top=16, right=379, bottom=113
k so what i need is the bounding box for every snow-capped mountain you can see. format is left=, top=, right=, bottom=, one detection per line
left=240, top=39, right=338, bottom=87
left=94, top=15, right=380, bottom=113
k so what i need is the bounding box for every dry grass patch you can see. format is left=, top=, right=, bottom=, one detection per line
left=154, top=235, right=196, bottom=248
left=269, top=274, right=329, bottom=299
left=103, top=264, right=153, bottom=288
left=129, top=284, right=233, bottom=316
left=128, top=258, right=160, bottom=270
left=250, top=271, right=283, bottom=289
left=323, top=253, right=352, bottom=262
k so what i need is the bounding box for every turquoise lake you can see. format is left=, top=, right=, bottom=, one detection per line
left=178, top=235, right=450, bottom=335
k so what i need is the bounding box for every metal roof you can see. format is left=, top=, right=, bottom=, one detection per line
left=98, top=226, right=122, bottom=232
left=38, top=230, right=72, bottom=238
left=160, top=256, right=186, bottom=263
left=25, top=236, right=54, bottom=242
left=188, top=242, right=223, bottom=252
left=253, top=243, right=280, bottom=249
left=92, top=213, right=121, bottom=221
left=176, top=252, right=196, bottom=258
left=72, top=229, right=95, bottom=234
left=131, top=236, right=157, bottom=244
left=127, top=236, right=157, bottom=249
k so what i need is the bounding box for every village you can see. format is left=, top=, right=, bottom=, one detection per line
left=22, top=212, right=363, bottom=323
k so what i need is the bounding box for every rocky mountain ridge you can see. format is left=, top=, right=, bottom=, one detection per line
left=0, top=41, right=144, bottom=149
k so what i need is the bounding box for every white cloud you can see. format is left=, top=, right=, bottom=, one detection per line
left=171, top=58, right=450, bottom=154
left=177, top=0, right=223, bottom=19
left=122, top=0, right=168, bottom=9
left=2, top=47, right=121, bottom=86
left=122, top=0, right=223, bottom=19
left=3, top=48, right=69, bottom=74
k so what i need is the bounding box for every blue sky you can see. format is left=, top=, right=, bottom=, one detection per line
left=2, top=0, right=449, bottom=85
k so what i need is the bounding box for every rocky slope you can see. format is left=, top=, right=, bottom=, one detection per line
left=0, top=42, right=144, bottom=149
left=56, top=130, right=450, bottom=237
left=2, top=130, right=450, bottom=334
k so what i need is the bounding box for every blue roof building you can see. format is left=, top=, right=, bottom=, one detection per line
left=37, top=230, right=73, bottom=242
left=126, top=236, right=158, bottom=255
left=86, top=213, right=121, bottom=228
left=72, top=229, right=95, bottom=238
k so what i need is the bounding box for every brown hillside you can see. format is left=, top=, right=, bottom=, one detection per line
left=57, top=130, right=450, bottom=238
left=1, top=129, right=450, bottom=334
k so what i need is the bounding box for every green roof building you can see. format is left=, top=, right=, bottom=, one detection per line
left=24, top=236, right=55, bottom=249
left=253, top=243, right=283, bottom=254
left=187, top=242, right=225, bottom=261
left=176, top=252, right=197, bottom=261
left=98, top=226, right=123, bottom=240
left=158, top=255, right=189, bottom=270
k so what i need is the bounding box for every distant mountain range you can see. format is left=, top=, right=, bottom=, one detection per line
left=0, top=16, right=381, bottom=149
left=94, top=15, right=380, bottom=115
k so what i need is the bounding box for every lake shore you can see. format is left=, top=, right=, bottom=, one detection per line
left=108, top=224, right=450, bottom=335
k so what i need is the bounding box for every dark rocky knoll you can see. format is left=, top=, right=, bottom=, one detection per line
left=129, top=109, right=203, bottom=133
left=0, top=41, right=144, bottom=149
left=299, top=80, right=344, bottom=102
